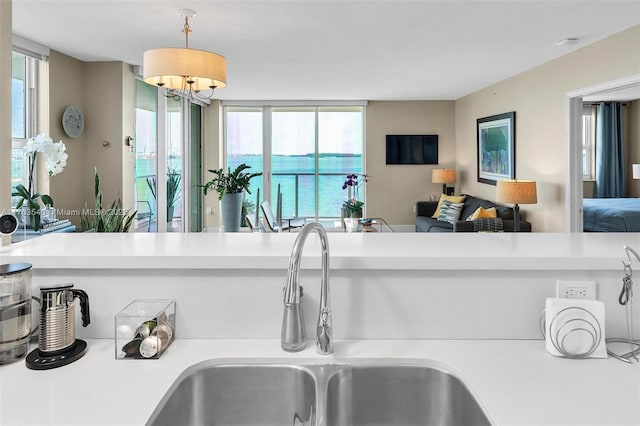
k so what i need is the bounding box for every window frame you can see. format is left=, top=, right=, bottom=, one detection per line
left=222, top=101, right=367, bottom=221
left=582, top=104, right=596, bottom=181
left=11, top=52, right=37, bottom=207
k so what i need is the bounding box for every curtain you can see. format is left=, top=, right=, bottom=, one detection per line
left=594, top=102, right=625, bottom=198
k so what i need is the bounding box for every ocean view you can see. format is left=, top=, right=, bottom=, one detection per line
left=135, top=154, right=363, bottom=219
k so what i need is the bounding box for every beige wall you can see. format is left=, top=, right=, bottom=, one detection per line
left=455, top=25, right=640, bottom=232
left=365, top=101, right=455, bottom=225
left=47, top=51, right=86, bottom=226
left=47, top=51, right=135, bottom=227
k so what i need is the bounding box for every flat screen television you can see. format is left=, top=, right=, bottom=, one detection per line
left=385, top=134, right=438, bottom=165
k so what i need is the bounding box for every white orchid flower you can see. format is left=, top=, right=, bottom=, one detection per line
left=24, top=132, right=68, bottom=176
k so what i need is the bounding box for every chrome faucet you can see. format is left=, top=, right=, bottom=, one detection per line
left=281, top=222, right=333, bottom=355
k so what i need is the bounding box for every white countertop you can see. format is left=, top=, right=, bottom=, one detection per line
left=0, top=339, right=638, bottom=426
left=3, top=232, right=640, bottom=270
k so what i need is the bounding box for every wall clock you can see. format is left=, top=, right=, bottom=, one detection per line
left=62, top=105, right=84, bottom=138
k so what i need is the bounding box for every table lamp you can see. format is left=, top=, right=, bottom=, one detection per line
left=496, top=180, right=537, bottom=232
left=432, top=169, right=456, bottom=195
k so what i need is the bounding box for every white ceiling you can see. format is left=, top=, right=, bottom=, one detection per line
left=11, top=0, right=640, bottom=101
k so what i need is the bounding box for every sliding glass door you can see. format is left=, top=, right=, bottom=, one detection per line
left=318, top=106, right=364, bottom=218
left=226, top=107, right=264, bottom=220
left=134, top=80, right=158, bottom=232
left=134, top=80, right=202, bottom=232
left=272, top=107, right=316, bottom=218
left=224, top=104, right=364, bottom=222
left=166, top=97, right=183, bottom=232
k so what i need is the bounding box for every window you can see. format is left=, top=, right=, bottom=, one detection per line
left=582, top=104, right=595, bottom=180
left=224, top=104, right=365, bottom=221
left=11, top=52, right=37, bottom=207
left=134, top=80, right=203, bottom=232
left=166, top=96, right=183, bottom=232
left=134, top=79, right=158, bottom=231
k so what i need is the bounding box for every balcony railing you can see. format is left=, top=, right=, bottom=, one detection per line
left=269, top=172, right=351, bottom=220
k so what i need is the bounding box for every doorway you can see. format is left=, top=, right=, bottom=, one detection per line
left=565, top=74, right=640, bottom=232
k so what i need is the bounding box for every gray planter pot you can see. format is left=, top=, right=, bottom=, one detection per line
left=221, top=192, right=243, bottom=232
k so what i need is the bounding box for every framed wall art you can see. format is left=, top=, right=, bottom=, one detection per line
left=477, top=111, right=516, bottom=185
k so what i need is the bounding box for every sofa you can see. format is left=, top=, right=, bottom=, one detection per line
left=415, top=194, right=532, bottom=232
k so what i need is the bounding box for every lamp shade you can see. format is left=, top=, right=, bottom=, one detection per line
left=143, top=47, right=227, bottom=91
left=633, top=164, right=640, bottom=180
left=496, top=180, right=537, bottom=204
left=432, top=169, right=456, bottom=184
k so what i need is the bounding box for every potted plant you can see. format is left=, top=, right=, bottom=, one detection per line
left=12, top=133, right=68, bottom=231
left=201, top=164, right=262, bottom=232
left=146, top=168, right=182, bottom=222
left=241, top=199, right=256, bottom=228
left=80, top=168, right=136, bottom=232
left=341, top=173, right=368, bottom=232
left=166, top=169, right=181, bottom=222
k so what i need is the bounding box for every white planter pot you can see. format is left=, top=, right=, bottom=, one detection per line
left=344, top=218, right=362, bottom=233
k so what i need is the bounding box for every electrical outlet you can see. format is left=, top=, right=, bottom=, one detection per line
left=556, top=280, right=597, bottom=300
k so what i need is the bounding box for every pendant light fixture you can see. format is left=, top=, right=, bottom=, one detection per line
left=143, top=9, right=226, bottom=101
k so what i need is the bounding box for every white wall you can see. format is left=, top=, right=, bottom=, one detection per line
left=33, top=267, right=630, bottom=342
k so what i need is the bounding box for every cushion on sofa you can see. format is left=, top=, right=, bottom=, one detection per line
left=431, top=194, right=466, bottom=219
left=459, top=195, right=514, bottom=221
left=438, top=200, right=464, bottom=224
left=468, top=206, right=497, bottom=220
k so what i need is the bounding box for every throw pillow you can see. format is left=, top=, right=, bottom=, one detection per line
left=468, top=206, right=497, bottom=221
left=472, top=217, right=504, bottom=232
left=438, top=200, right=464, bottom=224
left=431, top=194, right=466, bottom=219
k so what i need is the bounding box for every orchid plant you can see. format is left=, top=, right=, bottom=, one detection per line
left=12, top=133, right=68, bottom=230
left=342, top=173, right=368, bottom=217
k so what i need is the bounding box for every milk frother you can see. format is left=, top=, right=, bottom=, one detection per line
left=26, top=283, right=90, bottom=370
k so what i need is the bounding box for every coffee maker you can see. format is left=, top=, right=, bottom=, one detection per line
left=26, top=283, right=90, bottom=370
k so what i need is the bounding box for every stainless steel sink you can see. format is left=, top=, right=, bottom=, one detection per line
left=325, top=365, right=491, bottom=426
left=146, top=362, right=316, bottom=426
left=146, top=359, right=492, bottom=426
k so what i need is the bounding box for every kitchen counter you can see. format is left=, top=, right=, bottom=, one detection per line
left=0, top=338, right=638, bottom=426
left=2, top=232, right=639, bottom=425
left=4, top=232, right=640, bottom=270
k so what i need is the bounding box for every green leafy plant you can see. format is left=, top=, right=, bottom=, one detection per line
left=201, top=164, right=262, bottom=200
left=81, top=167, right=136, bottom=232
left=12, top=184, right=53, bottom=231
left=167, top=169, right=181, bottom=209
left=343, top=199, right=364, bottom=218
left=241, top=199, right=256, bottom=227
left=146, top=168, right=182, bottom=209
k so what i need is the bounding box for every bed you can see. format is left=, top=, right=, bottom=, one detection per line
left=583, top=198, right=640, bottom=232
